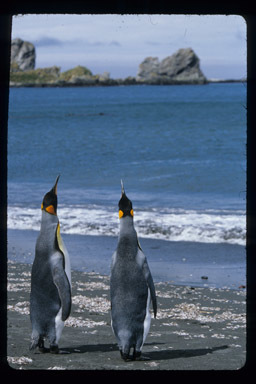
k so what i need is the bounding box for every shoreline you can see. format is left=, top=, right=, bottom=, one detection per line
left=7, top=229, right=246, bottom=290
left=6, top=260, right=246, bottom=370
left=9, top=79, right=246, bottom=88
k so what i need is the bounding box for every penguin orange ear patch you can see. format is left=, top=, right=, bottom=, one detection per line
left=45, top=205, right=56, bottom=215
left=130, top=209, right=134, bottom=217
left=119, top=210, right=124, bottom=219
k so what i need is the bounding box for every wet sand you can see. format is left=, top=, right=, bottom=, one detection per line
left=8, top=229, right=246, bottom=289
left=7, top=261, right=246, bottom=370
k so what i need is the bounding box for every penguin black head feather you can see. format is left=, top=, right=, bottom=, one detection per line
left=41, top=175, right=60, bottom=215
left=118, top=180, right=133, bottom=219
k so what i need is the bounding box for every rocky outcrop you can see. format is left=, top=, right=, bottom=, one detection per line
left=136, top=57, right=160, bottom=83
left=9, top=38, right=209, bottom=86
left=11, top=38, right=36, bottom=71
left=137, top=48, right=207, bottom=84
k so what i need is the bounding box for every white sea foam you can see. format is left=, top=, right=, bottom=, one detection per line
left=7, top=205, right=246, bottom=246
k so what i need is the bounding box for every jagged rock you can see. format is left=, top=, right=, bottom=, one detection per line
left=137, top=48, right=207, bottom=84
left=137, top=57, right=160, bottom=82
left=159, top=48, right=206, bottom=82
left=11, top=38, right=36, bottom=71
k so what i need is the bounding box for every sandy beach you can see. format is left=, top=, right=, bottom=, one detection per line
left=6, top=259, right=246, bottom=371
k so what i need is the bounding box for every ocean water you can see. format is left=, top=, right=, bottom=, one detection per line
left=7, top=83, right=246, bottom=246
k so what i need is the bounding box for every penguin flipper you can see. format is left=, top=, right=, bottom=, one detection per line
left=136, top=246, right=157, bottom=318
left=142, top=259, right=157, bottom=318
left=52, top=256, right=72, bottom=321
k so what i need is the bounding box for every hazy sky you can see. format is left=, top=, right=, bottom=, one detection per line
left=11, top=14, right=247, bottom=80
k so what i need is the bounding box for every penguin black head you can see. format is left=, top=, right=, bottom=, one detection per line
left=41, top=175, right=60, bottom=215
left=118, top=180, right=134, bottom=219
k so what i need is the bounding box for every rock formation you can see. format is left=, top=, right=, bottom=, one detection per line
left=11, top=38, right=36, bottom=71
left=136, top=57, right=160, bottom=83
left=137, top=48, right=207, bottom=84
left=9, top=39, right=209, bottom=86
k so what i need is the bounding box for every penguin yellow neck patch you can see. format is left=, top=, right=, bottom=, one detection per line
left=119, top=209, right=134, bottom=218
left=56, top=222, right=65, bottom=255
left=45, top=205, right=56, bottom=215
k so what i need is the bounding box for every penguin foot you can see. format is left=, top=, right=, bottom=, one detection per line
left=132, top=350, right=141, bottom=360
left=122, top=354, right=132, bottom=362
left=38, top=346, right=49, bottom=354
left=30, top=338, right=49, bottom=353
left=120, top=351, right=132, bottom=362
left=50, top=345, right=59, bottom=354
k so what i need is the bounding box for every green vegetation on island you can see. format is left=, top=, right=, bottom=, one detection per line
left=10, top=38, right=245, bottom=87
left=9, top=65, right=106, bottom=87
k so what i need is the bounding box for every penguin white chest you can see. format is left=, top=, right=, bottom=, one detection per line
left=55, top=308, right=64, bottom=344
left=142, top=288, right=151, bottom=345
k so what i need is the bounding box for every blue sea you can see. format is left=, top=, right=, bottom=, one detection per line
left=7, top=83, right=246, bottom=248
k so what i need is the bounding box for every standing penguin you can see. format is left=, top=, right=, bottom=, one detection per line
left=110, top=181, right=157, bottom=361
left=30, top=175, right=71, bottom=354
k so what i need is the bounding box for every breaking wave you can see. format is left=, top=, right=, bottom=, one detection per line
left=7, top=204, right=246, bottom=246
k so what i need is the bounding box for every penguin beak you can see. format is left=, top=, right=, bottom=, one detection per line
left=119, top=180, right=125, bottom=219
left=52, top=175, right=60, bottom=195
left=121, top=179, right=125, bottom=196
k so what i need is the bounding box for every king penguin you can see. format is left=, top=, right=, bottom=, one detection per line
left=110, top=181, right=157, bottom=361
left=30, top=175, right=71, bottom=354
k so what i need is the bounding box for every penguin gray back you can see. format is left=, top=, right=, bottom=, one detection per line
left=110, top=182, right=157, bottom=360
